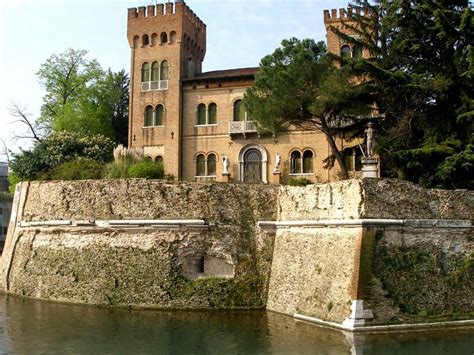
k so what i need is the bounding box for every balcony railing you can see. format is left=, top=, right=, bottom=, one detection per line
left=141, top=80, right=168, bottom=92
left=229, top=121, right=257, bottom=135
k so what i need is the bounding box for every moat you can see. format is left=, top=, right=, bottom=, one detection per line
left=0, top=294, right=472, bottom=354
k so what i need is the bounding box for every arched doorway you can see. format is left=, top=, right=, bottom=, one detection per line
left=238, top=144, right=268, bottom=183
left=243, top=149, right=262, bottom=182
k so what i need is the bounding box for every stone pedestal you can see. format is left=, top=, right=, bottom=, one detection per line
left=221, top=173, right=231, bottom=183
left=361, top=158, right=379, bottom=178
left=272, top=171, right=282, bottom=184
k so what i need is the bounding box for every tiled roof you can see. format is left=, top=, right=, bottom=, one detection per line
left=182, top=67, right=259, bottom=82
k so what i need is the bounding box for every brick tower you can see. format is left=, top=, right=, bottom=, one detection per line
left=127, top=1, right=206, bottom=179
left=324, top=8, right=370, bottom=59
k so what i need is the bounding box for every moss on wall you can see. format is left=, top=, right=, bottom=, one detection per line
left=367, top=230, right=474, bottom=324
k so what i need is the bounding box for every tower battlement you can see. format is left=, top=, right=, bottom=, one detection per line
left=323, top=7, right=372, bottom=23
left=127, top=2, right=206, bottom=31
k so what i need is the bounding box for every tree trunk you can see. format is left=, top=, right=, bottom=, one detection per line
left=320, top=115, right=350, bottom=180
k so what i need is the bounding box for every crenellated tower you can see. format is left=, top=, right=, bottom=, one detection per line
left=324, top=7, right=371, bottom=60
left=127, top=0, right=206, bottom=179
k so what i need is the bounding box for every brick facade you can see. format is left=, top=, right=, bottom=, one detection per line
left=127, top=1, right=363, bottom=183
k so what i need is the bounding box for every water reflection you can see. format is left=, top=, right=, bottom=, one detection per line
left=0, top=294, right=472, bottom=354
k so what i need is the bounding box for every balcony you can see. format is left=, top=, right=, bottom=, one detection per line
left=141, top=80, right=168, bottom=92
left=229, top=121, right=257, bottom=136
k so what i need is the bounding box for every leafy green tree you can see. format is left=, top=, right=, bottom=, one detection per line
left=37, top=49, right=129, bottom=143
left=244, top=38, right=371, bottom=179
left=331, top=0, right=473, bottom=188
left=10, top=132, right=115, bottom=180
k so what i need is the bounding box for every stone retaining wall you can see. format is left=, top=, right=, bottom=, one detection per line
left=0, top=178, right=472, bottom=329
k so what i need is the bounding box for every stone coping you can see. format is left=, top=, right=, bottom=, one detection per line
left=18, top=219, right=207, bottom=229
left=293, top=313, right=474, bottom=333
left=257, top=219, right=472, bottom=228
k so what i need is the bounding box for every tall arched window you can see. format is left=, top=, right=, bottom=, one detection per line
left=132, top=35, right=140, bottom=48
left=355, top=147, right=363, bottom=171
left=341, top=45, right=351, bottom=59
left=208, top=103, right=217, bottom=124
left=155, top=104, right=164, bottom=126
left=343, top=148, right=354, bottom=171
left=196, top=154, right=206, bottom=176
left=353, top=44, right=363, bottom=59
left=290, top=151, right=302, bottom=174
left=151, top=61, right=159, bottom=81
left=197, top=104, right=206, bottom=125
left=142, top=34, right=149, bottom=47
left=160, top=60, right=169, bottom=80
left=160, top=32, right=168, bottom=44
left=303, top=150, right=314, bottom=173
left=151, top=33, right=158, bottom=46
left=207, top=154, right=216, bottom=176
left=233, top=100, right=246, bottom=121
left=144, top=105, right=154, bottom=127
left=141, top=62, right=150, bottom=82
left=170, top=31, right=177, bottom=44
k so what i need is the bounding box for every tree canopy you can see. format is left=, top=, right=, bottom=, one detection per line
left=333, top=0, right=473, bottom=188
left=244, top=38, right=372, bottom=179
left=37, top=48, right=129, bottom=145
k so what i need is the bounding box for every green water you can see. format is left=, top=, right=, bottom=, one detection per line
left=0, top=294, right=472, bottom=354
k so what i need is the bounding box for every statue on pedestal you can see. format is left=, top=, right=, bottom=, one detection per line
left=365, top=122, right=375, bottom=158
left=222, top=155, right=230, bottom=175
left=274, top=152, right=281, bottom=172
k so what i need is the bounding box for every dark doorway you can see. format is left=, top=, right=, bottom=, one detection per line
left=243, top=149, right=262, bottom=182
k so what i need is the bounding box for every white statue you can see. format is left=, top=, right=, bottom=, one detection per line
left=365, top=122, right=375, bottom=158
left=222, top=155, right=230, bottom=175
left=274, top=152, right=281, bottom=172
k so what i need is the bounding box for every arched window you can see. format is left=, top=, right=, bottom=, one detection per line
left=142, top=34, right=149, bottom=47
left=160, top=32, right=168, bottom=44
left=155, top=156, right=163, bottom=165
left=233, top=100, right=246, bottom=121
left=197, top=103, right=206, bottom=125
left=353, top=44, right=363, bottom=59
left=343, top=148, right=354, bottom=171
left=155, top=104, right=164, bottom=126
left=170, top=31, right=176, bottom=44
left=141, top=63, right=150, bottom=82
left=151, top=33, right=158, bottom=47
left=303, top=150, right=313, bottom=173
left=208, top=103, right=217, bottom=124
left=196, top=154, right=206, bottom=176
left=207, top=154, right=216, bottom=176
left=151, top=61, right=159, bottom=81
left=290, top=151, right=302, bottom=174
left=132, top=35, right=140, bottom=48
left=341, top=45, right=351, bottom=59
left=144, top=105, right=154, bottom=127
left=160, top=60, right=169, bottom=80
left=144, top=156, right=152, bottom=162
left=355, top=147, right=363, bottom=171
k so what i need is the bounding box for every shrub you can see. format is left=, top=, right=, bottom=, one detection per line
left=10, top=131, right=115, bottom=180
left=286, top=177, right=312, bottom=186
left=8, top=173, right=21, bottom=194
left=49, top=158, right=104, bottom=180
left=127, top=161, right=164, bottom=179
left=104, top=160, right=133, bottom=179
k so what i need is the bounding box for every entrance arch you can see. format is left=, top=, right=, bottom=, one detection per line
left=238, top=144, right=268, bottom=183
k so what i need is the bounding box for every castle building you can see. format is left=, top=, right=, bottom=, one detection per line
left=127, top=1, right=364, bottom=183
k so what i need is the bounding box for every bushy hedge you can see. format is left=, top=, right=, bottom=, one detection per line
left=127, top=161, right=164, bottom=179
left=10, top=131, right=115, bottom=180
left=49, top=158, right=104, bottom=181
left=286, top=177, right=312, bottom=186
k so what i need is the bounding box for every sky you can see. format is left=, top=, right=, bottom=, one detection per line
left=0, top=0, right=349, bottom=160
